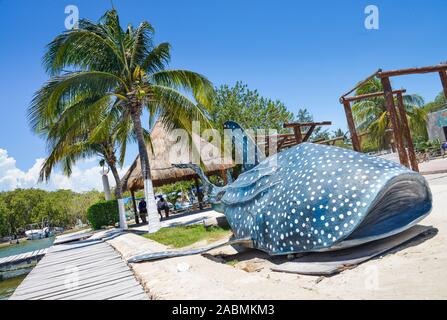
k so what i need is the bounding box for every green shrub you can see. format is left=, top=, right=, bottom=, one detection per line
left=86, top=200, right=119, bottom=230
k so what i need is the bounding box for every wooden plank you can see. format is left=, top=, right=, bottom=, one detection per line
left=342, top=99, right=362, bottom=152
left=343, top=89, right=406, bottom=102
left=38, top=272, right=140, bottom=300
left=11, top=240, right=147, bottom=300
left=15, top=270, right=134, bottom=300
left=340, top=69, right=380, bottom=99
left=2, top=255, right=17, bottom=264
left=381, top=77, right=410, bottom=168
left=439, top=71, right=447, bottom=100
left=60, top=276, right=143, bottom=300
left=15, top=266, right=131, bottom=294
left=396, top=92, right=419, bottom=172
left=271, top=225, right=432, bottom=276
left=284, top=121, right=332, bottom=127
left=53, top=231, right=93, bottom=245
left=303, top=125, right=316, bottom=142
left=24, top=254, right=122, bottom=278
left=378, top=64, right=447, bottom=78
left=33, top=248, right=117, bottom=267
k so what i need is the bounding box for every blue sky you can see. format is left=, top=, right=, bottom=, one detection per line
left=0, top=0, right=446, bottom=191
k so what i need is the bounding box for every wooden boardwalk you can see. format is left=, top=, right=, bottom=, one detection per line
left=0, top=249, right=48, bottom=269
left=53, top=230, right=93, bottom=245
left=10, top=240, right=148, bottom=300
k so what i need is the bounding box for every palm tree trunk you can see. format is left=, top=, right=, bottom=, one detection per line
left=109, top=163, right=128, bottom=230
left=130, top=103, right=160, bottom=233
left=101, top=174, right=112, bottom=201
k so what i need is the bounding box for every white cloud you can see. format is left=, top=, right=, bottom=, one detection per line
left=0, top=148, right=129, bottom=193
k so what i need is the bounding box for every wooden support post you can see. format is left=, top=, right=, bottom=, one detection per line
left=342, top=99, right=362, bottom=152
left=303, top=125, right=316, bottom=142
left=380, top=77, right=410, bottom=168
left=439, top=71, right=447, bottom=100
left=293, top=125, right=303, bottom=144
left=397, top=93, right=419, bottom=172
left=131, top=190, right=140, bottom=224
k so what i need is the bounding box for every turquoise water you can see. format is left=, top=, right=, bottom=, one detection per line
left=0, top=237, right=55, bottom=300
left=0, top=237, right=54, bottom=259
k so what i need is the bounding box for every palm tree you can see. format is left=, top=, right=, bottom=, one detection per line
left=29, top=10, right=214, bottom=233
left=35, top=95, right=149, bottom=230
left=351, top=78, right=427, bottom=150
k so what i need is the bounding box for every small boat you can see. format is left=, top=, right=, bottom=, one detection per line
left=25, top=227, right=52, bottom=240
left=25, top=219, right=53, bottom=240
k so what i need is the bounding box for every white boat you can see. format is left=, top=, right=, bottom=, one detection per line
left=25, top=218, right=53, bottom=240
left=25, top=227, right=52, bottom=240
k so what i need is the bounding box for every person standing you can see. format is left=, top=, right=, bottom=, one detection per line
left=157, top=197, right=170, bottom=219
left=138, top=199, right=148, bottom=224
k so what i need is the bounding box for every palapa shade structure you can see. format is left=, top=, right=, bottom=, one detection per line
left=122, top=121, right=234, bottom=192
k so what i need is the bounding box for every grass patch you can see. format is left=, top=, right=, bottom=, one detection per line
left=143, top=224, right=232, bottom=248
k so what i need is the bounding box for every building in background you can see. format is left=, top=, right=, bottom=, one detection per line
left=427, top=108, right=447, bottom=142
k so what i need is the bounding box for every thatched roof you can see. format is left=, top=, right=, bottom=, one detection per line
left=122, top=121, right=233, bottom=191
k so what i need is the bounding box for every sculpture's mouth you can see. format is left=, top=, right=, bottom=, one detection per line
left=334, top=173, right=432, bottom=249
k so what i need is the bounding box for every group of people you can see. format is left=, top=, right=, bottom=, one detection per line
left=136, top=187, right=204, bottom=223
left=137, top=196, right=170, bottom=221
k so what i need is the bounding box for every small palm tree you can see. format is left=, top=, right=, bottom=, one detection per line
left=351, top=78, right=427, bottom=150
left=29, top=10, right=214, bottom=233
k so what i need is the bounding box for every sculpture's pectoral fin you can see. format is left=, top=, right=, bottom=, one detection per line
left=127, top=237, right=252, bottom=263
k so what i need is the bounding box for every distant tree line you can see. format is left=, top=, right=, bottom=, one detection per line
left=0, top=189, right=103, bottom=237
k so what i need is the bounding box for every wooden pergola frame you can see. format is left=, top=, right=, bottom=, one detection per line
left=340, top=63, right=447, bottom=172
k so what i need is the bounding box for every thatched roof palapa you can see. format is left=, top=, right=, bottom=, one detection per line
left=122, top=121, right=233, bottom=191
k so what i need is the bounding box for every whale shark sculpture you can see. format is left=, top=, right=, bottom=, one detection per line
left=128, top=122, right=432, bottom=262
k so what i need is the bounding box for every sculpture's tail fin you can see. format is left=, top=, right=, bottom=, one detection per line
left=223, top=121, right=265, bottom=173
left=172, top=163, right=223, bottom=201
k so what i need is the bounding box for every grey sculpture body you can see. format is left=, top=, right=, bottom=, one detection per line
left=182, top=142, right=431, bottom=255
left=128, top=123, right=432, bottom=263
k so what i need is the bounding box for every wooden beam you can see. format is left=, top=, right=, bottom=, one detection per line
left=342, top=99, right=361, bottom=152
left=303, top=125, right=316, bottom=142
left=340, top=69, right=381, bottom=100
left=439, top=71, right=447, bottom=100
left=292, top=125, right=303, bottom=144
left=317, top=136, right=345, bottom=145
left=343, top=89, right=406, bottom=103
left=396, top=93, right=419, bottom=172
left=378, top=64, right=447, bottom=78
left=380, top=77, right=410, bottom=168
left=284, top=121, right=332, bottom=127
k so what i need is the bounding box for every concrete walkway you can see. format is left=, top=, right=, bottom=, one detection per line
left=419, top=157, right=447, bottom=174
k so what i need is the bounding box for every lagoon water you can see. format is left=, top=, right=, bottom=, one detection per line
left=0, top=237, right=54, bottom=259
left=0, top=237, right=54, bottom=299
left=0, top=275, right=26, bottom=300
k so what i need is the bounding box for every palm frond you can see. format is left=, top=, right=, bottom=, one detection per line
left=149, top=69, right=214, bottom=107
left=141, top=42, right=171, bottom=73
